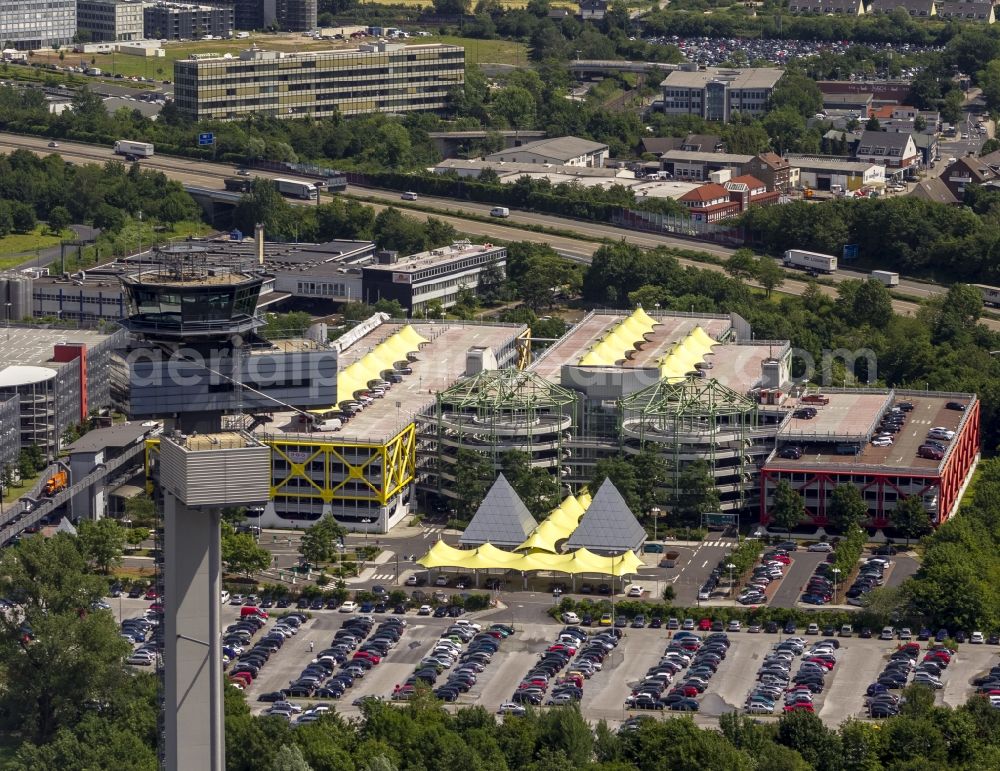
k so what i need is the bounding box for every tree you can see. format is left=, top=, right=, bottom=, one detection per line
left=827, top=484, right=868, bottom=533
left=433, top=0, right=470, bottom=13
left=77, top=518, right=128, bottom=574
left=47, top=205, right=71, bottom=235
left=981, top=138, right=1000, bottom=157
left=271, top=744, right=313, bottom=771
left=668, top=459, right=720, bottom=527
left=451, top=449, right=494, bottom=521
left=10, top=201, right=36, bottom=234
left=299, top=517, right=346, bottom=565
left=126, top=527, right=150, bottom=551
left=500, top=450, right=561, bottom=518
left=221, top=527, right=271, bottom=578
left=755, top=257, right=785, bottom=297
left=770, top=480, right=804, bottom=537
left=866, top=116, right=881, bottom=131
left=0, top=533, right=131, bottom=743
left=124, top=493, right=157, bottom=528
left=892, top=495, right=931, bottom=546
left=724, top=249, right=759, bottom=281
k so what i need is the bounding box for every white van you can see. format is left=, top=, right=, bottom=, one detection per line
left=401, top=191, right=418, bottom=201
left=562, top=611, right=580, bottom=624
left=490, top=206, right=510, bottom=218
left=221, top=591, right=230, bottom=605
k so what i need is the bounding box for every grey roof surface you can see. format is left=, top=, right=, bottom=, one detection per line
left=56, top=517, right=77, bottom=536
left=459, top=473, right=539, bottom=547
left=659, top=67, right=784, bottom=90
left=565, top=478, right=646, bottom=554
left=486, top=135, right=608, bottom=162
left=66, top=422, right=155, bottom=454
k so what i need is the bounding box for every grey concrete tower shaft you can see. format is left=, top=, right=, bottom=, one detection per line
left=163, top=494, right=224, bottom=771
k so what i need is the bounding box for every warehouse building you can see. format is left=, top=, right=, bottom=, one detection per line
left=173, top=42, right=465, bottom=122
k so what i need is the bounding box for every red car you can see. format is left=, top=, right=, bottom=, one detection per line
left=354, top=651, right=381, bottom=664
left=144, top=588, right=159, bottom=600
left=672, top=685, right=699, bottom=698
left=804, top=657, right=835, bottom=670
left=698, top=618, right=713, bottom=631
left=767, top=554, right=792, bottom=564
left=148, top=603, right=163, bottom=613
left=784, top=703, right=815, bottom=712
left=547, top=644, right=577, bottom=655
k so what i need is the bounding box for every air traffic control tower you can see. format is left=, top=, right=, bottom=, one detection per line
left=119, top=245, right=279, bottom=771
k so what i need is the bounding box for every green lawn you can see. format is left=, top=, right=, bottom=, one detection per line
left=0, top=225, right=72, bottom=266
left=425, top=35, right=529, bottom=67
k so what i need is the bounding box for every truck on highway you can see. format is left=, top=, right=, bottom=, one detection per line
left=783, top=249, right=837, bottom=274
left=871, top=270, right=900, bottom=287
left=113, top=140, right=154, bottom=159
left=273, top=178, right=318, bottom=200
left=975, top=284, right=1000, bottom=307
left=43, top=470, right=68, bottom=497
left=224, top=177, right=254, bottom=193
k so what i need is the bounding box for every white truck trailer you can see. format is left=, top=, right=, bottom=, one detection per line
left=975, top=284, right=1000, bottom=307
left=782, top=249, right=838, bottom=274
left=871, top=270, right=900, bottom=287
left=274, top=178, right=319, bottom=200
left=113, top=140, right=154, bottom=158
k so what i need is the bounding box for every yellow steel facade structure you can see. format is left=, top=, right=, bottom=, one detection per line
left=145, top=425, right=417, bottom=507
left=268, top=423, right=416, bottom=507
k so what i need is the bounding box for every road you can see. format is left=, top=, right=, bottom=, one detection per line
left=0, top=131, right=990, bottom=329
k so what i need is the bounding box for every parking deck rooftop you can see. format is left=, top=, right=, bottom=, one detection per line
left=260, top=321, right=526, bottom=443
left=770, top=392, right=974, bottom=473
left=530, top=311, right=733, bottom=381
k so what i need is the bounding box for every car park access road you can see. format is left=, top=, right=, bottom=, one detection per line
left=769, top=552, right=827, bottom=608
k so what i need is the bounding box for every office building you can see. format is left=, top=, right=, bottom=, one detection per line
left=361, top=241, right=506, bottom=315
left=659, top=66, right=784, bottom=122
left=173, top=42, right=465, bottom=121
left=276, top=0, right=315, bottom=30
left=76, top=0, right=144, bottom=42
left=0, top=0, right=76, bottom=50
left=143, top=2, right=234, bottom=41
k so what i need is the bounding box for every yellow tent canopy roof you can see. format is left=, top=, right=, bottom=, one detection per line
left=417, top=540, right=644, bottom=576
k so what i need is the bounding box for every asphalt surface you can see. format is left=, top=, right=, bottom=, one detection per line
left=112, top=596, right=1000, bottom=729
left=770, top=551, right=827, bottom=609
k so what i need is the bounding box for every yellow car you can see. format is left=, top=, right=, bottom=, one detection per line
left=599, top=613, right=613, bottom=626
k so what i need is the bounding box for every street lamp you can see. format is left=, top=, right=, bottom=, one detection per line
left=650, top=506, right=661, bottom=544
left=726, top=562, right=736, bottom=597
left=5, top=302, right=11, bottom=341
left=831, top=567, right=841, bottom=605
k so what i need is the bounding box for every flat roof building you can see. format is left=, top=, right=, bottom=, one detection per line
left=173, top=42, right=465, bottom=122
left=762, top=390, right=979, bottom=528
left=484, top=136, right=609, bottom=168
left=659, top=66, right=784, bottom=122
left=0, top=0, right=76, bottom=50
left=361, top=240, right=506, bottom=315
left=77, top=0, right=144, bottom=42
left=0, top=326, right=125, bottom=461
left=144, top=2, right=234, bottom=40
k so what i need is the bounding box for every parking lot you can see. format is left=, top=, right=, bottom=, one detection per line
left=115, top=580, right=999, bottom=728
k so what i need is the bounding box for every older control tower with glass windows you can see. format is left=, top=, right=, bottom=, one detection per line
left=120, top=244, right=275, bottom=771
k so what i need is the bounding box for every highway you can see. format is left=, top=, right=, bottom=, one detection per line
left=0, top=132, right=980, bottom=327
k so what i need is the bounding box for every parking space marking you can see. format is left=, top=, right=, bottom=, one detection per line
left=584, top=629, right=661, bottom=716
left=701, top=560, right=709, bottom=568
left=941, top=647, right=997, bottom=708
left=819, top=641, right=885, bottom=724
left=707, top=636, right=763, bottom=714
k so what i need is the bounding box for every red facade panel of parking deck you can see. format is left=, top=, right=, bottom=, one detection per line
left=759, top=399, right=980, bottom=529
